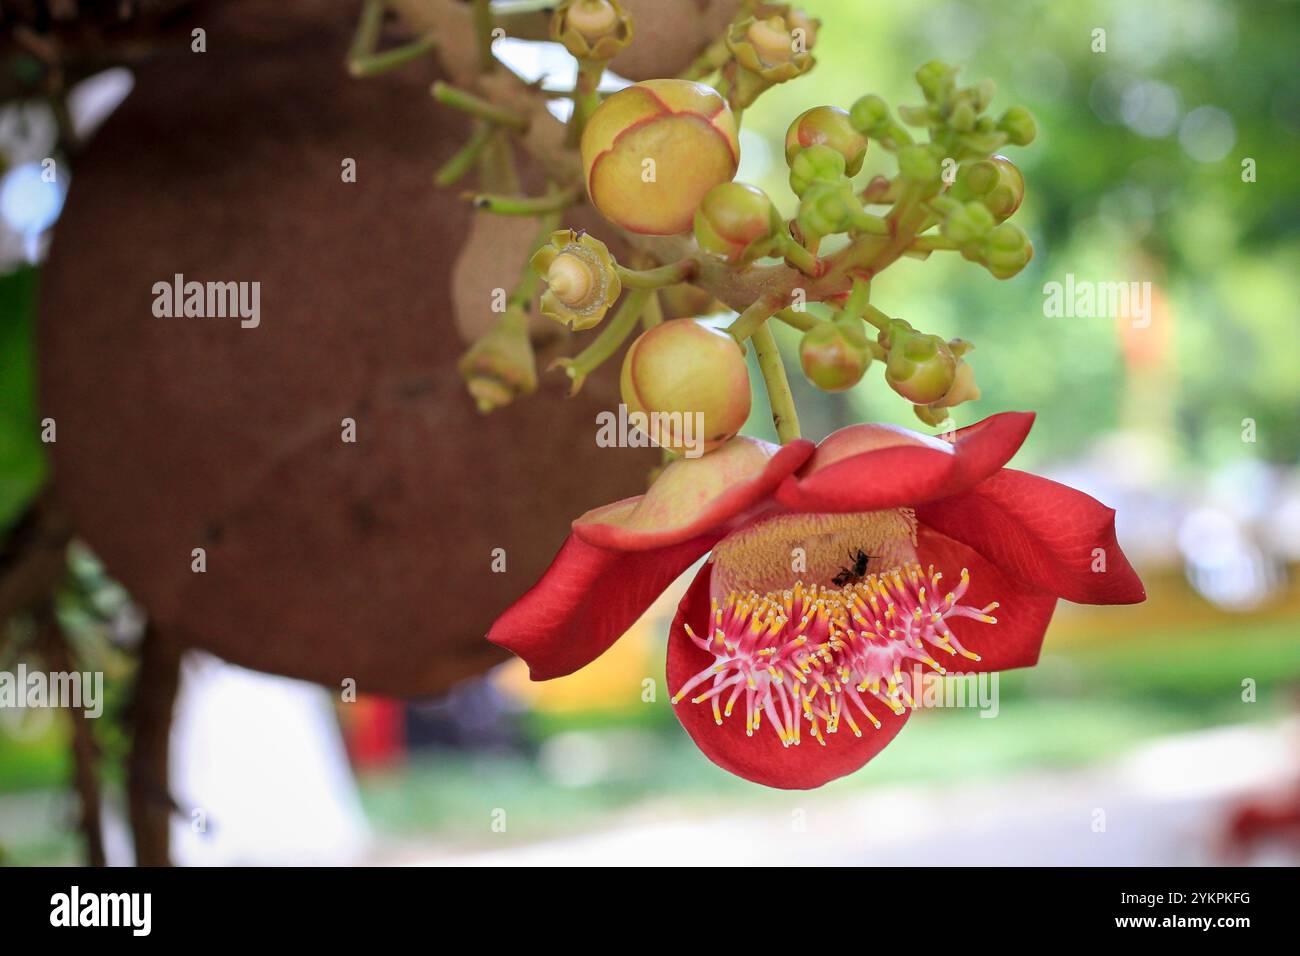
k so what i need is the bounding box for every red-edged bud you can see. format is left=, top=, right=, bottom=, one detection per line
left=694, top=182, right=781, bottom=264
left=620, top=319, right=751, bottom=455
left=785, top=106, right=868, bottom=176
left=581, top=79, right=740, bottom=236
left=799, top=319, right=872, bottom=392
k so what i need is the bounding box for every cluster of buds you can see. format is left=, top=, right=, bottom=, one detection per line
left=432, top=2, right=1036, bottom=450
left=723, top=8, right=819, bottom=109
left=931, top=195, right=1034, bottom=278
left=531, top=229, right=622, bottom=329
left=898, top=60, right=1037, bottom=159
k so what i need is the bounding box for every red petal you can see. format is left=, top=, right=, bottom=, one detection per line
left=489, top=533, right=717, bottom=681
left=666, top=564, right=911, bottom=789
left=774, top=411, right=1034, bottom=514
left=916, top=469, right=1146, bottom=606
left=914, top=525, right=1058, bottom=673
left=573, top=437, right=814, bottom=551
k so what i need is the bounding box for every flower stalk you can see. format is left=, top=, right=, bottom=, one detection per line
left=752, top=322, right=801, bottom=443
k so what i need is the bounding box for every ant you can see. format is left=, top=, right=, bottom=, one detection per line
left=831, top=548, right=876, bottom=588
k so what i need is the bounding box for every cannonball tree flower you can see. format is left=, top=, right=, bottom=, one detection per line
left=488, top=412, right=1144, bottom=789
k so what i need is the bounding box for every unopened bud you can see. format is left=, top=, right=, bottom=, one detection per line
left=694, top=182, right=781, bottom=264
left=799, top=320, right=872, bottom=392
left=785, top=106, right=868, bottom=176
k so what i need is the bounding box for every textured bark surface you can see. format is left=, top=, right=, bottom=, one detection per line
left=38, top=1, right=654, bottom=696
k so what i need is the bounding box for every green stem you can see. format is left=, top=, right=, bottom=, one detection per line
left=508, top=209, right=566, bottom=310
left=557, top=289, right=651, bottom=393
left=473, top=0, right=496, bottom=71
left=432, top=81, right=529, bottom=131
left=347, top=1, right=436, bottom=78
left=616, top=259, right=697, bottom=289
left=350, top=37, right=438, bottom=77
left=726, top=293, right=783, bottom=343
left=469, top=185, right=580, bottom=216
left=567, top=60, right=605, bottom=147
left=909, top=234, right=960, bottom=252
left=752, top=323, right=801, bottom=444
left=840, top=277, right=871, bottom=318
left=774, top=308, right=818, bottom=332
left=775, top=234, right=821, bottom=277
left=641, top=290, right=664, bottom=330
left=861, top=304, right=892, bottom=332
left=435, top=123, right=495, bottom=186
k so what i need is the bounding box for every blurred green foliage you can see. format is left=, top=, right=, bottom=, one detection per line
left=0, top=266, right=46, bottom=530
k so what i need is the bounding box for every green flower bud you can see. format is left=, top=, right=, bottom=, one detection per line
left=951, top=155, right=1024, bottom=222
left=983, top=155, right=1025, bottom=220
left=949, top=100, right=977, bottom=133
left=848, top=94, right=890, bottom=136
left=799, top=319, right=872, bottom=392
left=915, top=60, right=957, bottom=103
left=796, top=183, right=859, bottom=240
left=694, top=182, right=781, bottom=264
left=788, top=143, right=846, bottom=197
left=785, top=106, right=868, bottom=176
left=885, top=328, right=957, bottom=404
left=897, top=144, right=941, bottom=187
left=941, top=200, right=996, bottom=246
left=998, top=105, right=1037, bottom=146
left=983, top=221, right=1033, bottom=278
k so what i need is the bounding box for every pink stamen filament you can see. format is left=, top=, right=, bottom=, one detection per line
left=672, top=563, right=999, bottom=749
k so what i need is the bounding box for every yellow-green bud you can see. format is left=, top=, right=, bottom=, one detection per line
left=788, top=144, right=846, bottom=197
left=620, top=320, right=751, bottom=455
left=799, top=320, right=872, bottom=392
left=983, top=221, right=1033, bottom=278
left=694, top=182, right=781, bottom=264
left=785, top=106, right=868, bottom=176
left=998, top=105, right=1037, bottom=146
left=884, top=328, right=957, bottom=404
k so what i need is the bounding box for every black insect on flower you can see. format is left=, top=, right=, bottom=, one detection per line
left=832, top=548, right=875, bottom=587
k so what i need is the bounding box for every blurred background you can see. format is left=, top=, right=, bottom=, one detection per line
left=2, top=0, right=1299, bottom=865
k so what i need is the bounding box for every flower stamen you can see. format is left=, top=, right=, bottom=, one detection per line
left=673, top=562, right=996, bottom=748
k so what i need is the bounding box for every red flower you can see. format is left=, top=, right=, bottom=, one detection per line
left=489, top=412, right=1144, bottom=789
